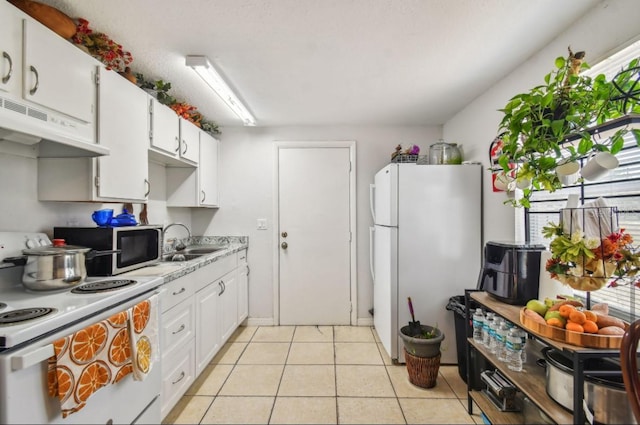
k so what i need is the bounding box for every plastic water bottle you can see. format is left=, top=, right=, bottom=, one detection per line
left=482, top=312, right=495, bottom=347
left=506, top=328, right=523, bottom=372
left=489, top=317, right=502, bottom=354
left=472, top=308, right=484, bottom=343
left=496, top=322, right=510, bottom=362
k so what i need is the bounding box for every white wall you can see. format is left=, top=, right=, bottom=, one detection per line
left=192, top=126, right=442, bottom=321
left=443, top=0, right=640, bottom=244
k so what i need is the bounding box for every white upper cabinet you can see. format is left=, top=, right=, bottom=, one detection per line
left=95, top=67, right=149, bottom=201
left=149, top=97, right=180, bottom=157
left=23, top=19, right=96, bottom=124
left=0, top=1, right=22, bottom=95
left=178, top=118, right=200, bottom=165
left=166, top=131, right=219, bottom=208
left=199, top=132, right=219, bottom=207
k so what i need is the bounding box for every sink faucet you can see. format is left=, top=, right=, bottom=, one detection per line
left=162, top=223, right=192, bottom=251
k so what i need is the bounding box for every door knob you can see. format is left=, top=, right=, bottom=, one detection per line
left=281, top=242, right=288, bottom=249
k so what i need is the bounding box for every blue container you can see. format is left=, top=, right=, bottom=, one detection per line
left=91, top=209, right=113, bottom=226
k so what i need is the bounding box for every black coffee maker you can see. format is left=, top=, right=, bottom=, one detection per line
left=477, top=241, right=546, bottom=305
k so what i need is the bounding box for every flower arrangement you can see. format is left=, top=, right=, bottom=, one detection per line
left=543, top=222, right=640, bottom=291
left=72, top=18, right=132, bottom=72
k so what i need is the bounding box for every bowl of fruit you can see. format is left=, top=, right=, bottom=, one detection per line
left=520, top=298, right=627, bottom=349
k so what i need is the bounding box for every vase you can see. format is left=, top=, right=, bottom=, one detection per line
left=399, top=325, right=444, bottom=358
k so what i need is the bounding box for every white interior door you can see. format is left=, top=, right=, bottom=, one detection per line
left=277, top=143, right=353, bottom=325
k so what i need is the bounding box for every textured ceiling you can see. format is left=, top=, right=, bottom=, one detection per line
left=38, top=0, right=599, bottom=127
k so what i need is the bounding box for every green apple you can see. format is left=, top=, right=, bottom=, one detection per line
left=544, top=311, right=566, bottom=326
left=526, top=299, right=548, bottom=316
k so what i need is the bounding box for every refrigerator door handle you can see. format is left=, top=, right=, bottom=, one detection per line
left=369, top=226, right=375, bottom=281
left=369, top=184, right=376, bottom=222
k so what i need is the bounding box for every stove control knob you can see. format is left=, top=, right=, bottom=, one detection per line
left=38, top=238, right=49, bottom=246
left=26, top=238, right=37, bottom=249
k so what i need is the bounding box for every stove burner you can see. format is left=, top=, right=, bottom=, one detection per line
left=0, top=307, right=57, bottom=325
left=71, top=279, right=137, bottom=294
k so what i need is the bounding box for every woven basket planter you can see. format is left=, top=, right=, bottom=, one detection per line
left=404, top=349, right=441, bottom=388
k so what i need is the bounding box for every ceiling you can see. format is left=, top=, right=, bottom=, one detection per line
left=40, top=0, right=600, bottom=128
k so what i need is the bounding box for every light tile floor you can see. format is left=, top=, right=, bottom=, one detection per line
left=163, top=325, right=484, bottom=425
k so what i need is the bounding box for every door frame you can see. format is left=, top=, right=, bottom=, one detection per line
left=273, top=141, right=357, bottom=325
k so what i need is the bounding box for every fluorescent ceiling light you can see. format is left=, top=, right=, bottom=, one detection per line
left=185, top=55, right=256, bottom=126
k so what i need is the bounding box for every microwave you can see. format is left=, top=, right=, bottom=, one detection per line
left=53, top=225, right=162, bottom=276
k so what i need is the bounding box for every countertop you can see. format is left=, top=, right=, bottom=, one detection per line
left=121, top=236, right=248, bottom=284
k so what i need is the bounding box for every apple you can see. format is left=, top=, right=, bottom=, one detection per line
left=526, top=299, right=548, bottom=316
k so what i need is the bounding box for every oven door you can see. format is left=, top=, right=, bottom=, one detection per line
left=113, top=226, right=162, bottom=275
left=0, top=291, right=161, bottom=425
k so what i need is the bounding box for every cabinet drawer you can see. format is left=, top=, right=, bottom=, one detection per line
left=194, top=253, right=237, bottom=292
left=161, top=299, right=195, bottom=357
left=161, top=340, right=195, bottom=419
left=161, top=276, right=195, bottom=313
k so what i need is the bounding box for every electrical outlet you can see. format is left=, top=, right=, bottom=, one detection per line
left=257, top=219, right=267, bottom=230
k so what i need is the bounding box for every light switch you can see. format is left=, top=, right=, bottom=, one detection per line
left=257, top=219, right=267, bottom=230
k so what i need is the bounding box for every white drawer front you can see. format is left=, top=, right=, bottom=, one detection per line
left=194, top=253, right=237, bottom=292
left=161, top=341, right=195, bottom=419
left=161, top=299, right=195, bottom=356
left=161, top=275, right=195, bottom=313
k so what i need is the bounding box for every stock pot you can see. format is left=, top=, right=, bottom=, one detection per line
left=538, top=347, right=635, bottom=424
left=6, top=239, right=118, bottom=291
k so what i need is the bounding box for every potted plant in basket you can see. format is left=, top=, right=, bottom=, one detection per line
left=399, top=298, right=444, bottom=388
left=496, top=47, right=640, bottom=208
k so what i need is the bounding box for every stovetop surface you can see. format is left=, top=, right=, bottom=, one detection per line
left=0, top=231, right=164, bottom=350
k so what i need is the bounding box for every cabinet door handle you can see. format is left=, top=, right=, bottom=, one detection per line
left=144, top=179, right=150, bottom=197
left=2, top=51, right=13, bottom=84
left=172, top=371, right=185, bottom=385
left=201, top=190, right=206, bottom=203
left=246, top=265, right=250, bottom=276
left=174, top=139, right=180, bottom=153
left=182, top=140, right=188, bottom=155
left=219, top=280, right=225, bottom=295
left=172, top=324, right=185, bottom=335
left=172, top=287, right=186, bottom=296
left=29, top=65, right=39, bottom=95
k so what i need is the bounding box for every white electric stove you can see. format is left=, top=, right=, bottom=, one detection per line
left=0, top=231, right=164, bottom=424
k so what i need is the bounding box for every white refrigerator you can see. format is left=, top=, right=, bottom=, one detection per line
left=370, top=163, right=482, bottom=364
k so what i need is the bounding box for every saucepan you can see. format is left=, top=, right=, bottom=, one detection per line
left=2, top=239, right=120, bottom=291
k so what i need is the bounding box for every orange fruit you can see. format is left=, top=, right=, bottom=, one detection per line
left=584, top=310, right=598, bottom=323
left=71, top=322, right=108, bottom=364
left=566, top=321, right=585, bottom=333
left=107, top=311, right=128, bottom=328
left=136, top=336, right=152, bottom=373
left=132, top=300, right=151, bottom=334
left=109, top=328, right=131, bottom=366
left=569, top=310, right=587, bottom=325
left=546, top=317, right=565, bottom=328
left=114, top=363, right=133, bottom=383
left=75, top=360, right=111, bottom=403
left=583, top=320, right=598, bottom=334
left=55, top=365, right=75, bottom=403
left=558, top=304, right=576, bottom=318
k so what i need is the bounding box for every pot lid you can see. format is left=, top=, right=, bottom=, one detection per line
left=22, top=238, right=91, bottom=256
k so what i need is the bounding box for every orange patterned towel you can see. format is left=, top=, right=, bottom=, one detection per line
left=47, top=310, right=133, bottom=418
left=128, top=294, right=159, bottom=381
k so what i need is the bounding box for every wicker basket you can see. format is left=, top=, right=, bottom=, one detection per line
left=404, top=349, right=441, bottom=388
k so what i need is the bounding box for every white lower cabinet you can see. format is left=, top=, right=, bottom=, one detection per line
left=237, top=249, right=249, bottom=323
left=160, top=252, right=245, bottom=419
left=195, top=279, right=221, bottom=376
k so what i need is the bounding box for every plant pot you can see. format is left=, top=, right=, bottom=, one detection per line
left=399, top=325, right=444, bottom=358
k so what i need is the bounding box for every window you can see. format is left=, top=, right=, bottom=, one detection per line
left=524, top=41, right=640, bottom=322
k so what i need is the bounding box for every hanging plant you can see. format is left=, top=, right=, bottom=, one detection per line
left=496, top=47, right=640, bottom=207
left=71, top=18, right=133, bottom=72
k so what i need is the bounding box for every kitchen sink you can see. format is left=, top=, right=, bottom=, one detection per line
left=182, top=245, right=224, bottom=255
left=161, top=253, right=204, bottom=262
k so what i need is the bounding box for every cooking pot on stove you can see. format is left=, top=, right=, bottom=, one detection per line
left=538, top=346, right=636, bottom=424
left=3, top=239, right=120, bottom=291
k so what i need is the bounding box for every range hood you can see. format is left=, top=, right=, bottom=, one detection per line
left=0, top=93, right=109, bottom=157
